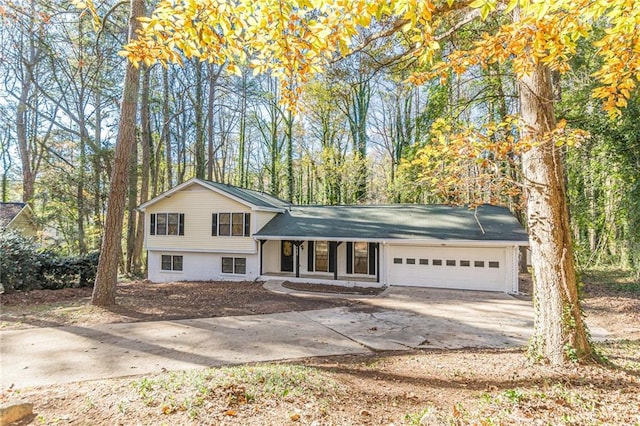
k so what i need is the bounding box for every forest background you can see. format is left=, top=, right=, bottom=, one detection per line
left=1, top=0, right=638, bottom=279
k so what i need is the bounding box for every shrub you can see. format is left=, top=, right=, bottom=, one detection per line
left=0, top=230, right=43, bottom=292
left=0, top=230, right=99, bottom=293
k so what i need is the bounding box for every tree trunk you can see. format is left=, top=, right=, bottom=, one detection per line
left=285, top=110, right=294, bottom=203
left=17, top=67, right=35, bottom=204
left=207, top=64, right=222, bottom=181
left=162, top=67, right=172, bottom=190
left=194, top=60, right=205, bottom=179
left=133, top=67, right=151, bottom=275
left=520, top=64, right=593, bottom=364
left=92, top=0, right=144, bottom=307
left=237, top=70, right=247, bottom=187
left=125, top=132, right=138, bottom=274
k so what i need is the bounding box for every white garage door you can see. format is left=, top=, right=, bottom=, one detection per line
left=387, top=245, right=507, bottom=292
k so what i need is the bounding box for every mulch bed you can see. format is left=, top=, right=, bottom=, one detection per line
left=282, top=281, right=386, bottom=295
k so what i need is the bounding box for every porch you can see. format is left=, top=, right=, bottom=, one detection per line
left=258, top=239, right=381, bottom=285
left=260, top=271, right=381, bottom=288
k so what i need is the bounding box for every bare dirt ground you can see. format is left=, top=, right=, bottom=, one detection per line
left=1, top=271, right=638, bottom=425
left=0, top=281, right=364, bottom=330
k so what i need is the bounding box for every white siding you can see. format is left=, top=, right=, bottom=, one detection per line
left=145, top=186, right=257, bottom=252
left=256, top=211, right=278, bottom=231
left=148, top=250, right=260, bottom=282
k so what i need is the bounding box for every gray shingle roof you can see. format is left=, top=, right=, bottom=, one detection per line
left=0, top=202, right=27, bottom=227
left=200, top=180, right=290, bottom=210
left=254, top=204, right=528, bottom=242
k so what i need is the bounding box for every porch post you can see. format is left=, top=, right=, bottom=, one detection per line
left=259, top=240, right=267, bottom=275
left=332, top=241, right=342, bottom=280
left=293, top=241, right=303, bottom=278
left=376, top=242, right=380, bottom=283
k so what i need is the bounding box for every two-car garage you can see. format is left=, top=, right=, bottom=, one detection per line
left=386, top=244, right=517, bottom=292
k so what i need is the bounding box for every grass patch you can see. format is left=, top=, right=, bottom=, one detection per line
left=130, top=364, right=342, bottom=420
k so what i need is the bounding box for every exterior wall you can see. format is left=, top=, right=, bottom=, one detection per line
left=8, top=210, right=38, bottom=237
left=255, top=211, right=278, bottom=231
left=145, top=185, right=272, bottom=253
left=261, top=240, right=519, bottom=293
left=383, top=244, right=517, bottom=293
left=148, top=250, right=260, bottom=282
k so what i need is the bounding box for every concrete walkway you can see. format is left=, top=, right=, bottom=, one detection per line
left=1, top=284, right=601, bottom=389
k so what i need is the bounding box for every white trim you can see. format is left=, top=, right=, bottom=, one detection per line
left=6, top=204, right=36, bottom=229
left=254, top=236, right=528, bottom=247
left=511, top=245, right=520, bottom=293
left=146, top=246, right=258, bottom=254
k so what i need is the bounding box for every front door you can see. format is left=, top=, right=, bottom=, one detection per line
left=281, top=240, right=294, bottom=272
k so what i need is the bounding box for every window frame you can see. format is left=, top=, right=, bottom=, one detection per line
left=212, top=212, right=251, bottom=237
left=221, top=257, right=247, bottom=274
left=353, top=242, right=369, bottom=274
left=150, top=213, right=184, bottom=236
left=161, top=255, right=183, bottom=271
left=314, top=241, right=329, bottom=272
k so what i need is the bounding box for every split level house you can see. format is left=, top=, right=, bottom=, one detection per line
left=139, top=178, right=529, bottom=293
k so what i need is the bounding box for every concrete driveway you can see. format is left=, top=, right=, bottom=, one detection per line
left=0, top=284, right=539, bottom=388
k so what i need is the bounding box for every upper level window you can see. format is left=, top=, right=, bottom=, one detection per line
left=150, top=213, right=184, bottom=236
left=212, top=213, right=251, bottom=237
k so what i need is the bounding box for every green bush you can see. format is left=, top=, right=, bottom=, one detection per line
left=0, top=230, right=99, bottom=293
left=0, top=230, right=43, bottom=292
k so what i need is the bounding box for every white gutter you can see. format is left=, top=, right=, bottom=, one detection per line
left=253, top=236, right=529, bottom=246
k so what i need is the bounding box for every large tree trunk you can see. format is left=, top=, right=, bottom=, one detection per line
left=125, top=131, right=138, bottom=274
left=133, top=67, right=151, bottom=275
left=91, top=0, right=144, bottom=307
left=520, top=64, right=593, bottom=364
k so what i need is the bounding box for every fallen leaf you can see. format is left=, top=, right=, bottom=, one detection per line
left=290, top=413, right=301, bottom=421
left=226, top=409, right=237, bottom=416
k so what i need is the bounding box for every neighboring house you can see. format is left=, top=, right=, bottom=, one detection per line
left=139, top=178, right=529, bottom=293
left=0, top=202, right=38, bottom=238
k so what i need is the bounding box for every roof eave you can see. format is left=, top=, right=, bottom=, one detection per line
left=254, top=235, right=529, bottom=246
left=138, top=178, right=280, bottom=211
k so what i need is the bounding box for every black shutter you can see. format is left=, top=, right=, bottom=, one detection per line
left=150, top=214, right=156, bottom=235
left=212, top=213, right=217, bottom=236
left=244, top=213, right=251, bottom=236
left=329, top=242, right=336, bottom=273
left=346, top=242, right=353, bottom=274
left=307, top=241, right=314, bottom=272
left=179, top=213, right=185, bottom=235
left=368, top=243, right=376, bottom=275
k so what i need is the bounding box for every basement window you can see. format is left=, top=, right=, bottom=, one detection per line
left=222, top=257, right=246, bottom=274
left=161, top=255, right=183, bottom=271
left=433, top=259, right=442, bottom=266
